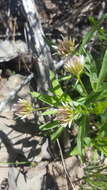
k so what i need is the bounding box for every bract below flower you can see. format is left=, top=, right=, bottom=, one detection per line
left=64, top=55, right=85, bottom=77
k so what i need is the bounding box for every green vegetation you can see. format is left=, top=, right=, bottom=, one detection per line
left=32, top=14, right=107, bottom=189
left=15, top=14, right=107, bottom=189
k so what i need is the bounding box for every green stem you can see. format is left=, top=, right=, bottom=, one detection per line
left=32, top=107, right=50, bottom=112
left=78, top=76, right=88, bottom=96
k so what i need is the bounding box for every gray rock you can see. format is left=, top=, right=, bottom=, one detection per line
left=0, top=74, right=31, bottom=111
left=0, top=73, right=51, bottom=187
left=0, top=40, right=28, bottom=62
left=8, top=162, right=47, bottom=190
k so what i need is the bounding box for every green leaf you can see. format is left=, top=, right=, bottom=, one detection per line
left=92, top=101, right=107, bottom=114
left=69, top=146, right=79, bottom=156
left=88, top=16, right=98, bottom=26
left=39, top=120, right=59, bottom=131
left=85, top=91, right=102, bottom=104
left=84, top=137, right=92, bottom=146
left=101, top=112, right=107, bottom=124
left=77, top=116, right=86, bottom=158
left=41, top=109, right=57, bottom=116
left=97, top=86, right=107, bottom=100
left=97, top=49, right=107, bottom=90
left=79, top=28, right=95, bottom=53
left=73, top=82, right=84, bottom=95
left=86, top=174, right=107, bottom=190
left=51, top=126, right=64, bottom=141
left=93, top=137, right=107, bottom=156
left=59, top=75, right=72, bottom=81
left=50, top=71, right=64, bottom=97
left=79, top=14, right=107, bottom=54
left=84, top=50, right=98, bottom=90
left=31, top=92, right=58, bottom=106
left=50, top=71, right=72, bottom=103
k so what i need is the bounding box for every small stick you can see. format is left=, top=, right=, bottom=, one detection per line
left=57, top=139, right=76, bottom=190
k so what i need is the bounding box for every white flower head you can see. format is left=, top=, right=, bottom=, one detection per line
left=64, top=55, right=85, bottom=77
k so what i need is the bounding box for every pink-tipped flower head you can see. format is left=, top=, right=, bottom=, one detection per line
left=56, top=104, right=74, bottom=127
left=57, top=39, right=77, bottom=56
left=13, top=99, right=34, bottom=120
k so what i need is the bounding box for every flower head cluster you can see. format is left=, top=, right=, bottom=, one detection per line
left=13, top=99, right=34, bottom=120
left=57, top=39, right=77, bottom=56
left=56, top=104, right=74, bottom=127
left=64, top=55, right=85, bottom=77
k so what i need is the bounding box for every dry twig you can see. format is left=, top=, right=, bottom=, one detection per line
left=57, top=139, right=76, bottom=190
